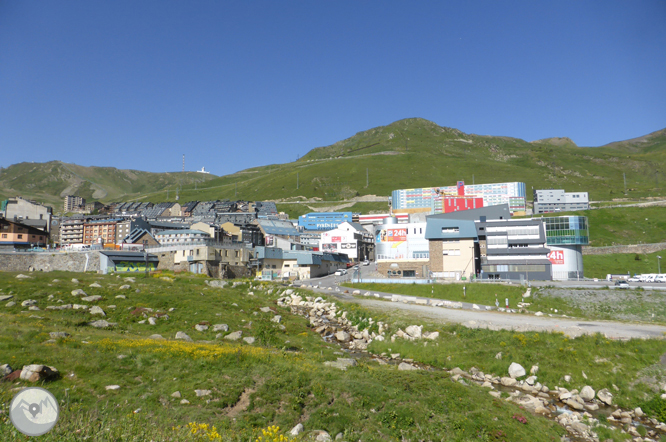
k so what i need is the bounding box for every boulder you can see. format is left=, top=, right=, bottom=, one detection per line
left=0, top=295, right=13, bottom=302
left=73, top=304, right=89, bottom=310
left=205, top=280, right=227, bottom=288
left=260, top=307, right=272, bottom=313
left=224, top=331, right=242, bottom=341
left=495, top=352, right=502, bottom=360
left=21, top=300, right=37, bottom=307
left=90, top=306, right=106, bottom=316
left=71, top=289, right=87, bottom=296
left=525, top=376, right=537, bottom=386
left=5, top=301, right=16, bottom=307
left=49, top=332, right=70, bottom=339
left=423, top=331, right=440, bottom=340
left=89, top=283, right=102, bottom=288
left=180, top=399, right=190, bottom=405
left=508, top=362, right=526, bottom=379
left=580, top=386, right=595, bottom=402
left=171, top=391, right=181, bottom=398
left=89, top=320, right=115, bottom=328
left=119, top=285, right=131, bottom=290
left=20, top=365, right=59, bottom=382
left=175, top=331, right=193, bottom=342
left=115, top=295, right=126, bottom=299
left=314, top=431, right=331, bottom=442
left=195, top=324, right=209, bottom=332
left=597, top=388, right=613, bottom=405
left=564, top=398, right=585, bottom=411
left=195, top=389, right=211, bottom=397
left=271, top=315, right=282, bottom=323
left=324, top=358, right=357, bottom=370
left=500, top=377, right=517, bottom=387
left=398, top=362, right=419, bottom=371
left=82, top=295, right=103, bottom=302
left=243, top=337, right=255, bottom=344
left=105, top=385, right=121, bottom=391
left=335, top=331, right=350, bottom=342
left=149, top=334, right=165, bottom=340
left=405, top=325, right=423, bottom=339
left=212, top=324, right=229, bottom=332
left=290, top=423, right=304, bottom=436
left=1, top=364, right=13, bottom=376
left=71, top=278, right=79, bottom=283
left=148, top=317, right=157, bottom=326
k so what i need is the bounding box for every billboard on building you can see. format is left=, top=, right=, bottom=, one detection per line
left=376, top=228, right=407, bottom=243
left=322, top=243, right=338, bottom=252
left=340, top=243, right=356, bottom=249
left=547, top=250, right=565, bottom=265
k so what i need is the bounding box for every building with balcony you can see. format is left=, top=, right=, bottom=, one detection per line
left=60, top=217, right=85, bottom=245
left=533, top=189, right=589, bottom=214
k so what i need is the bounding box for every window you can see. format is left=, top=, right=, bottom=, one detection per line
left=17, top=234, right=23, bottom=239
left=441, top=227, right=459, bottom=233
left=1, top=234, right=6, bottom=238
left=442, top=249, right=461, bottom=256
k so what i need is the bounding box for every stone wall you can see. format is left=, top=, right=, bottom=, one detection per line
left=583, top=242, right=666, bottom=255
left=0, top=251, right=100, bottom=273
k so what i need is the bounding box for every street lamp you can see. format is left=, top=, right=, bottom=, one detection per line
left=658, top=255, right=662, bottom=274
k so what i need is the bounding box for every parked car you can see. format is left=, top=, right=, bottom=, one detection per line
left=655, top=275, right=666, bottom=283
left=362, top=260, right=370, bottom=266
left=614, top=280, right=630, bottom=288
left=627, top=276, right=641, bottom=282
left=334, top=270, right=344, bottom=276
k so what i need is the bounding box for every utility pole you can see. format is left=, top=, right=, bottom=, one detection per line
left=623, top=172, right=627, bottom=194
left=297, top=172, right=299, bottom=190
left=182, top=154, right=185, bottom=173
left=366, top=168, right=369, bottom=188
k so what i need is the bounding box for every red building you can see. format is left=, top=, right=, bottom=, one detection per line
left=443, top=196, right=484, bottom=213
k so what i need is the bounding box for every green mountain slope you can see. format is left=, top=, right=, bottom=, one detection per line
left=0, top=161, right=217, bottom=209
left=1, top=119, right=664, bottom=213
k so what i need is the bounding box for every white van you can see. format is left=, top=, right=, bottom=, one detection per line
left=655, top=274, right=666, bottom=283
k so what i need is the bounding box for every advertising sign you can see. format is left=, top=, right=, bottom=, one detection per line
left=322, top=243, right=338, bottom=252
left=331, top=236, right=342, bottom=242
left=548, top=250, right=565, bottom=265
left=265, top=235, right=273, bottom=246
left=340, top=243, right=356, bottom=249
left=377, top=228, right=407, bottom=242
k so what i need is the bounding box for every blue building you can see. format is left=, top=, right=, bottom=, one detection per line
left=298, top=212, right=353, bottom=231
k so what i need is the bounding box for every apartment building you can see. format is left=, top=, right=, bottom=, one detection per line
left=64, top=195, right=86, bottom=212
left=0, top=218, right=49, bottom=250
left=83, top=219, right=121, bottom=245
left=60, top=218, right=85, bottom=245
left=533, top=189, right=589, bottom=214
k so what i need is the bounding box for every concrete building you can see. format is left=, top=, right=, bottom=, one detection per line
left=475, top=217, right=551, bottom=281
left=320, top=222, right=374, bottom=262
left=83, top=219, right=121, bottom=246
left=154, top=229, right=210, bottom=245
left=99, top=251, right=159, bottom=274
left=298, top=212, right=353, bottom=231
left=2, top=197, right=53, bottom=232
left=64, top=195, right=86, bottom=212
left=425, top=219, right=478, bottom=280
left=116, top=218, right=151, bottom=243
left=391, top=181, right=526, bottom=215
left=541, top=215, right=589, bottom=280
left=374, top=219, right=429, bottom=278
left=254, top=247, right=348, bottom=280
left=0, top=218, right=49, bottom=250
left=533, top=189, right=589, bottom=214
left=60, top=217, right=85, bottom=245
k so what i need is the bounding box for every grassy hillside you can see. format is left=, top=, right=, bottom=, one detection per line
left=0, top=161, right=217, bottom=210
left=3, top=119, right=664, bottom=212
left=0, top=271, right=575, bottom=441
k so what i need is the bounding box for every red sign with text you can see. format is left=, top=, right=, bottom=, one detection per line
left=548, top=250, right=564, bottom=265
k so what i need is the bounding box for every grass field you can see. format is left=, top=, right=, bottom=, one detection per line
left=583, top=251, right=665, bottom=278
left=0, top=271, right=574, bottom=441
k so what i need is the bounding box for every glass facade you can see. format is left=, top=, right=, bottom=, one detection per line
left=542, top=216, right=589, bottom=245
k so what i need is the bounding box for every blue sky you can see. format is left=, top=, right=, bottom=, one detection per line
left=1, top=1, right=665, bottom=175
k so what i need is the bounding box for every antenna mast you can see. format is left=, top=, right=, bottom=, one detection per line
left=182, top=154, right=185, bottom=173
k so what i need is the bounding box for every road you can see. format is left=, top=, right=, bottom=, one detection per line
left=297, top=266, right=666, bottom=340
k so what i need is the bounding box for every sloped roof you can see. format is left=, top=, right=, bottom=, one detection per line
left=256, top=219, right=300, bottom=236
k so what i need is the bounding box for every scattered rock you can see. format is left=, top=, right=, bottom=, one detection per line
left=335, top=331, right=350, bottom=342
left=105, top=385, right=121, bottom=391
left=119, top=285, right=131, bottom=290
left=28, top=306, right=40, bottom=311
left=49, top=332, right=70, bottom=339
left=73, top=304, right=89, bottom=310
left=324, top=358, right=357, bottom=370
left=6, top=301, right=16, bottom=307
left=0, top=295, right=13, bottom=302
left=564, top=375, right=572, bottom=382
left=271, top=315, right=282, bottom=323
left=82, top=295, right=102, bottom=302
left=260, top=307, right=272, bottom=313
left=423, top=331, right=440, bottom=340
left=71, top=278, right=79, bottom=283
left=175, top=331, right=193, bottom=342
left=180, top=399, right=190, bottom=405
left=405, top=325, right=423, bottom=339
left=580, top=386, right=595, bottom=402
left=500, top=377, right=517, bottom=387
left=89, top=320, right=115, bottom=328
left=398, top=362, right=419, bottom=371
left=314, top=430, right=331, bottom=442
left=530, top=365, right=539, bottom=375
left=149, top=334, right=165, bottom=340
left=508, top=362, right=526, bottom=379
left=224, top=331, right=242, bottom=341
left=212, top=324, right=229, bottom=332
left=597, top=388, right=613, bottom=405
left=71, top=289, right=87, bottom=296
left=243, top=337, right=255, bottom=344
left=16, top=274, right=31, bottom=279
left=1, top=364, right=13, bottom=376
left=204, top=280, right=227, bottom=288
left=20, top=365, right=59, bottom=382
left=290, top=423, right=304, bottom=436
left=148, top=317, right=157, bottom=325
left=495, top=352, right=503, bottom=360
left=115, top=295, right=126, bottom=299
left=90, top=306, right=106, bottom=316
left=195, top=389, right=211, bottom=397
left=195, top=324, right=209, bottom=332
left=89, top=283, right=102, bottom=288
left=21, top=300, right=37, bottom=307
left=171, top=391, right=181, bottom=398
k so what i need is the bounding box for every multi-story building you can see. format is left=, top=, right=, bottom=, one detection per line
left=60, top=217, right=85, bottom=245
left=64, top=195, right=86, bottom=212
left=475, top=217, right=551, bottom=281
left=154, top=229, right=210, bottom=245
left=321, top=222, right=374, bottom=262
left=541, top=215, right=589, bottom=280
left=374, top=219, right=429, bottom=277
left=83, top=219, right=121, bottom=245
left=2, top=197, right=53, bottom=233
left=298, top=212, right=353, bottom=231
left=425, top=219, right=478, bottom=280
left=0, top=218, right=49, bottom=250
left=533, top=189, right=589, bottom=214
left=391, top=181, right=526, bottom=215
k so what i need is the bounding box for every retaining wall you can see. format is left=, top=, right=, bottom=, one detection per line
left=0, top=252, right=101, bottom=273
left=583, top=242, right=666, bottom=255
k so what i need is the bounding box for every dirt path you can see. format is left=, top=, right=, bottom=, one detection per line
left=329, top=292, right=666, bottom=340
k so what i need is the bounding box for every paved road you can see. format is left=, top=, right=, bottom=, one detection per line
left=298, top=269, right=666, bottom=340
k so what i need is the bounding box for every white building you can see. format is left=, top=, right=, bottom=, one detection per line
left=154, top=229, right=210, bottom=245
left=319, top=222, right=373, bottom=262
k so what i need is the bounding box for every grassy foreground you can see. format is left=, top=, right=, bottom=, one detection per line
left=0, top=271, right=568, bottom=441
